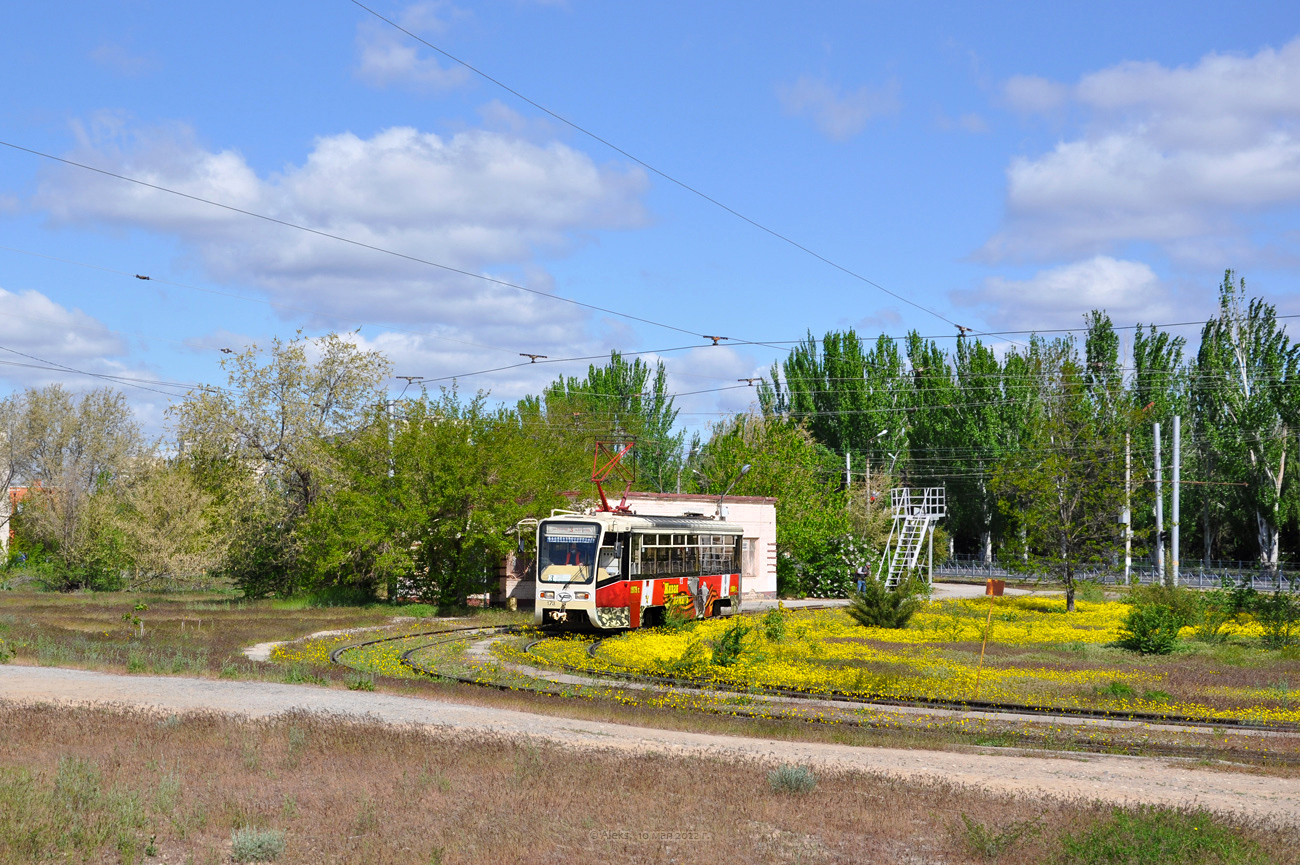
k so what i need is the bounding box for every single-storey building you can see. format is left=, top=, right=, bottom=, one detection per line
left=494, top=491, right=778, bottom=607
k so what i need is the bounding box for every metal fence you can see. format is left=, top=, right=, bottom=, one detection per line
left=933, top=555, right=1300, bottom=592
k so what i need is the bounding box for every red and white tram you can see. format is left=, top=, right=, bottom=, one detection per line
left=534, top=511, right=744, bottom=630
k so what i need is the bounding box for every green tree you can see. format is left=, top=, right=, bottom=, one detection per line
left=693, top=412, right=851, bottom=596
left=759, top=330, right=907, bottom=470
left=301, top=390, right=573, bottom=604
left=1192, top=273, right=1300, bottom=570
left=114, top=461, right=223, bottom=590
left=13, top=385, right=143, bottom=589
left=171, top=333, right=392, bottom=596
left=531, top=352, right=683, bottom=493
left=1130, top=323, right=1189, bottom=560
left=994, top=349, right=1128, bottom=611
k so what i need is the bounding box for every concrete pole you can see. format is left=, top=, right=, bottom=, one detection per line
left=386, top=400, right=395, bottom=479
left=1155, top=422, right=1164, bottom=585
left=1124, top=432, right=1132, bottom=583
left=1171, top=415, right=1180, bottom=588
left=928, top=522, right=934, bottom=585
left=846, top=451, right=851, bottom=490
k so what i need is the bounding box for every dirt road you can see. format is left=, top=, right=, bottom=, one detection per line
left=3, top=664, right=1298, bottom=823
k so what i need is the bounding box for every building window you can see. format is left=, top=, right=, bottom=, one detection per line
left=742, top=538, right=757, bottom=578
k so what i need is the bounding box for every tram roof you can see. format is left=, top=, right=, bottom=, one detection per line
left=543, top=511, right=744, bottom=534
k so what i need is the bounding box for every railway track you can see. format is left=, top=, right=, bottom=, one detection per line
left=556, top=636, right=1300, bottom=736
left=325, top=619, right=1300, bottom=744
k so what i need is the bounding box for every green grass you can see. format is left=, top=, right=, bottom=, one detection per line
left=0, top=757, right=156, bottom=864
left=1059, top=806, right=1270, bottom=864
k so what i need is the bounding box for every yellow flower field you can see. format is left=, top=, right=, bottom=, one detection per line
left=520, top=598, right=1300, bottom=726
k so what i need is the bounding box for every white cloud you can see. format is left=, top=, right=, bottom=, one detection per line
left=354, top=2, right=470, bottom=92
left=35, top=120, right=649, bottom=350
left=952, top=256, right=1176, bottom=331
left=0, top=285, right=150, bottom=389
left=661, top=347, right=765, bottom=429
left=1002, top=75, right=1068, bottom=114
left=777, top=75, right=900, bottom=141
left=182, top=329, right=256, bottom=355
left=89, top=42, right=155, bottom=77
left=988, top=37, right=1300, bottom=263
left=855, top=307, right=903, bottom=332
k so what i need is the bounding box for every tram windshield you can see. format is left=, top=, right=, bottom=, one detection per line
left=538, top=522, right=600, bottom=584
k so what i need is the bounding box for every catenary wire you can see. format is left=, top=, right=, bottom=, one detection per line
left=345, top=0, right=974, bottom=335
left=0, top=244, right=518, bottom=357
left=0, top=139, right=711, bottom=340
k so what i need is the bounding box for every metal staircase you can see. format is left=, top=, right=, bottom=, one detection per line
left=876, top=487, right=946, bottom=587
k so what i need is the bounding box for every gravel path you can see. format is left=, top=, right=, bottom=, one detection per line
left=4, top=665, right=1299, bottom=823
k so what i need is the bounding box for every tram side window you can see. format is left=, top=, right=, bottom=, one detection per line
left=682, top=544, right=698, bottom=575
left=697, top=535, right=739, bottom=575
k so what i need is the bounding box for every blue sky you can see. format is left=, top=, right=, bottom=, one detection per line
left=3, top=0, right=1300, bottom=433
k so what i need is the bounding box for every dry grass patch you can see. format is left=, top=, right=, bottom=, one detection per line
left=1, top=701, right=1296, bottom=865
left=0, top=590, right=526, bottom=680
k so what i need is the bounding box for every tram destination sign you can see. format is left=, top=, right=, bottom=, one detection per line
left=544, top=524, right=599, bottom=544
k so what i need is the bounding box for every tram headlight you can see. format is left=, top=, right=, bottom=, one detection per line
left=540, top=591, right=555, bottom=599
left=575, top=592, right=590, bottom=600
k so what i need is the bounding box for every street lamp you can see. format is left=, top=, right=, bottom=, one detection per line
left=717, top=463, right=751, bottom=518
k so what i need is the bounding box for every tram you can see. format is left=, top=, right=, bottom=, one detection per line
left=534, top=510, right=744, bottom=630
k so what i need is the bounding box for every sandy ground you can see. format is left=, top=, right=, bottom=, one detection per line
left=3, top=665, right=1299, bottom=824
left=241, top=618, right=421, bottom=662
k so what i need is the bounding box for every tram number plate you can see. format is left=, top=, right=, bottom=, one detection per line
left=662, top=584, right=679, bottom=596
left=629, top=585, right=640, bottom=594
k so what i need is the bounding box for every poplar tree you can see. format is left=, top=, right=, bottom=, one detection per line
left=1192, top=272, right=1300, bottom=570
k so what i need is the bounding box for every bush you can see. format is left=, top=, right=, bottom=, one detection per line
left=230, top=827, right=286, bottom=863
left=345, top=672, right=376, bottom=691
left=1118, top=604, right=1182, bottom=655
left=1254, top=590, right=1299, bottom=649
left=847, top=573, right=925, bottom=629
left=1076, top=580, right=1106, bottom=604
left=710, top=620, right=750, bottom=667
left=767, top=764, right=816, bottom=794
left=777, top=535, right=874, bottom=599
left=1195, top=587, right=1236, bottom=643
left=761, top=608, right=786, bottom=643
left=1127, top=584, right=1199, bottom=627
left=1098, top=680, right=1135, bottom=699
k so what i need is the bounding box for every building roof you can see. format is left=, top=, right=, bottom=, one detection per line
left=624, top=490, right=778, bottom=505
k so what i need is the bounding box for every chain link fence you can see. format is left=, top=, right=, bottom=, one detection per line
left=934, top=555, right=1300, bottom=592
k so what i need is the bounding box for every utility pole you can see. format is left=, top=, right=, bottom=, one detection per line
left=1171, top=415, right=1180, bottom=587
left=845, top=451, right=851, bottom=490
left=1154, top=422, right=1164, bottom=585
left=386, top=400, right=395, bottom=479
left=1124, top=432, right=1132, bottom=583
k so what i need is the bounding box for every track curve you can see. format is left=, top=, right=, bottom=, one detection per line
left=325, top=619, right=1300, bottom=739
